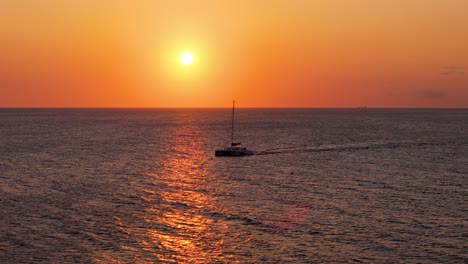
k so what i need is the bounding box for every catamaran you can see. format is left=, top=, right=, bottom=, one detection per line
left=215, top=100, right=254, bottom=157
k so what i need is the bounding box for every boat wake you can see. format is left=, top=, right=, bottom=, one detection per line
left=254, top=140, right=450, bottom=156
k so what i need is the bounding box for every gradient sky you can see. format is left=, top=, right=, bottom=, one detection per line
left=1, top=0, right=467, bottom=107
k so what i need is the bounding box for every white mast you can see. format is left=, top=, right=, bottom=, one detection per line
left=231, top=100, right=235, bottom=145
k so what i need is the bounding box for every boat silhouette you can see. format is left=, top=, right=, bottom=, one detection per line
left=215, top=100, right=254, bottom=157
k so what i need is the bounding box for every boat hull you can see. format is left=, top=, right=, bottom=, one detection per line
left=215, top=149, right=254, bottom=157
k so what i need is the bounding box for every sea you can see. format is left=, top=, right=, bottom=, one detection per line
left=0, top=108, right=467, bottom=263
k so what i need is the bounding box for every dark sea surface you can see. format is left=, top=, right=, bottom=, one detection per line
left=1, top=108, right=467, bottom=263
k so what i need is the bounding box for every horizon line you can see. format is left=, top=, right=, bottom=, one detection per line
left=1, top=107, right=467, bottom=110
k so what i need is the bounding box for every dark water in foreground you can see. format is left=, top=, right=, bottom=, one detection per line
left=1, top=109, right=467, bottom=263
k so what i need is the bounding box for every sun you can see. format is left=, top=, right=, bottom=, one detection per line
left=180, top=52, right=193, bottom=65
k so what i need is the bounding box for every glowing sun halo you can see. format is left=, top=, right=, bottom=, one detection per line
left=180, top=52, right=193, bottom=65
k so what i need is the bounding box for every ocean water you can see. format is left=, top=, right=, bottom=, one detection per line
left=0, top=108, right=467, bottom=263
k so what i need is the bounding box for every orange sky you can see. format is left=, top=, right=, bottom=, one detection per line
left=1, top=0, right=467, bottom=108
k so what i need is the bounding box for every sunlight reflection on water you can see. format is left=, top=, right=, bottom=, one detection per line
left=137, top=117, right=227, bottom=263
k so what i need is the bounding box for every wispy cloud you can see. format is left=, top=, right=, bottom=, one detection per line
left=418, top=89, right=448, bottom=99
left=440, top=66, right=465, bottom=76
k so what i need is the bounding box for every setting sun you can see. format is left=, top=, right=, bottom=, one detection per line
left=180, top=52, right=193, bottom=65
